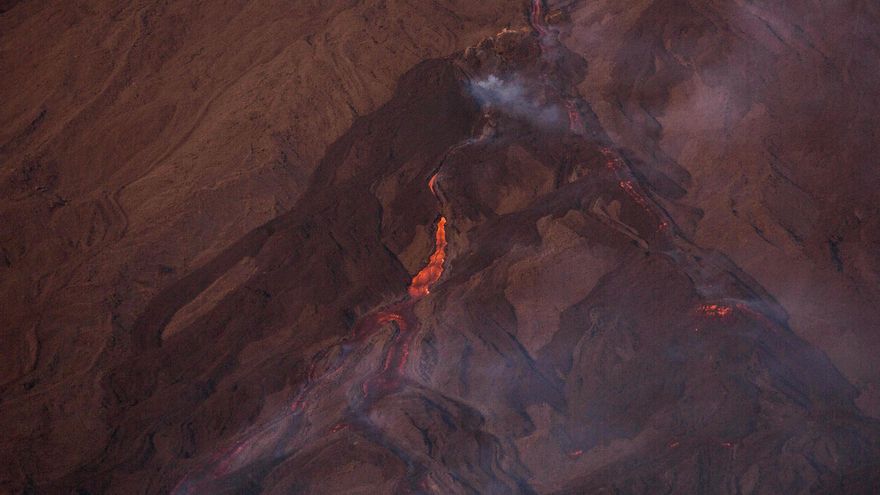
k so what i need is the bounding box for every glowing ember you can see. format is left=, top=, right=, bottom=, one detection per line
left=598, top=147, right=672, bottom=233
left=568, top=449, right=584, bottom=458
left=698, top=304, right=732, bottom=318
left=600, top=147, right=621, bottom=172
left=619, top=180, right=649, bottom=207
left=408, top=216, right=448, bottom=298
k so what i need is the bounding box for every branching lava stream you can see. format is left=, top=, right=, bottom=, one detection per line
left=176, top=2, right=770, bottom=491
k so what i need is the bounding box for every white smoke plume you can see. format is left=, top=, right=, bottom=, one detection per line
left=469, top=75, right=563, bottom=128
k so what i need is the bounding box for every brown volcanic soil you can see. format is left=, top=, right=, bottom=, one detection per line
left=564, top=0, right=880, bottom=415
left=2, top=1, right=880, bottom=494
left=0, top=0, right=521, bottom=490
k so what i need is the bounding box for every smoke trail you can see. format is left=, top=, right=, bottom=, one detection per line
left=469, top=75, right=563, bottom=128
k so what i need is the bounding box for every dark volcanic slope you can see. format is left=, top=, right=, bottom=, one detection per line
left=3, top=0, right=880, bottom=494
left=0, top=0, right=523, bottom=491
left=565, top=0, right=880, bottom=410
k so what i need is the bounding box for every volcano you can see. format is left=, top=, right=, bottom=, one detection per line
left=2, top=1, right=880, bottom=494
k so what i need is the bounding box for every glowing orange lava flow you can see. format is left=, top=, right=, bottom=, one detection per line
left=428, top=173, right=439, bottom=196
left=408, top=216, right=447, bottom=298
left=698, top=303, right=732, bottom=318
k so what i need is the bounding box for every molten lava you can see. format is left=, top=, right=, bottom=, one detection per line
left=408, top=216, right=448, bottom=298
left=566, top=100, right=583, bottom=133
left=698, top=303, right=732, bottom=318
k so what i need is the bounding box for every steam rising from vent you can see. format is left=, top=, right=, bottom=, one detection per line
left=469, top=75, right=562, bottom=127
